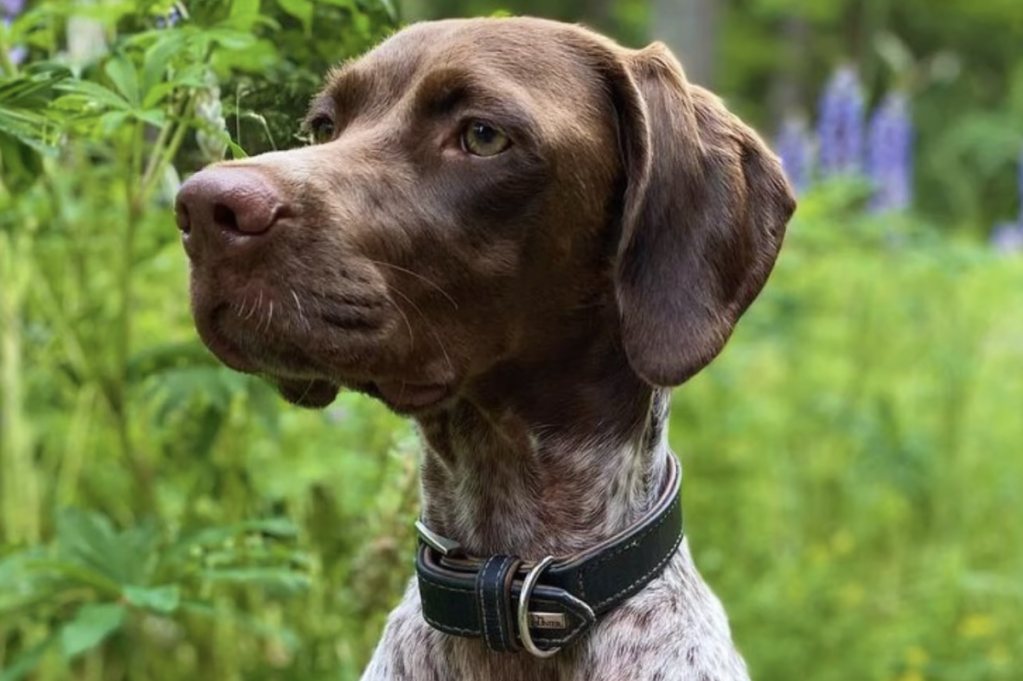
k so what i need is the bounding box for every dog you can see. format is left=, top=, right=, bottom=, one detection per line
left=175, top=16, right=795, bottom=681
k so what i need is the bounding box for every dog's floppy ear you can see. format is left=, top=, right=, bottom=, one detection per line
left=610, top=44, right=795, bottom=387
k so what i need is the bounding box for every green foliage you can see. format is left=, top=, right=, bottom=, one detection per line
left=2, top=2, right=1022, bottom=681
left=1, top=1, right=400, bottom=678
left=676, top=185, right=1023, bottom=681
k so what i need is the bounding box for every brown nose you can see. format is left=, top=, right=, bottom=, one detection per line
left=175, top=167, right=285, bottom=238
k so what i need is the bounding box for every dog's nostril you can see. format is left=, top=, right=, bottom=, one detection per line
left=212, top=203, right=239, bottom=232
left=175, top=167, right=284, bottom=241
left=175, top=203, right=192, bottom=234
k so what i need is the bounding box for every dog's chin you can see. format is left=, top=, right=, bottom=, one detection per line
left=271, top=377, right=341, bottom=408
left=366, top=380, right=454, bottom=416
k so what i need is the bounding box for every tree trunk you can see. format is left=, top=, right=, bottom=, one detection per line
left=651, top=0, right=719, bottom=86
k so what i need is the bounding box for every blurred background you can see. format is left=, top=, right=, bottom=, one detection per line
left=1, top=1, right=1022, bottom=680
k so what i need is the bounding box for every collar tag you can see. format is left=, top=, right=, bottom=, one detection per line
left=415, top=520, right=465, bottom=558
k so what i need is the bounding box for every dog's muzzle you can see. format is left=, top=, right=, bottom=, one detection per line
left=414, top=452, right=684, bottom=657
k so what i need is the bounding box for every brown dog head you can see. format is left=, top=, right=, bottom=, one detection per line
left=175, top=18, right=795, bottom=415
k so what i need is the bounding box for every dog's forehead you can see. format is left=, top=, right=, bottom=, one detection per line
left=346, top=18, right=606, bottom=100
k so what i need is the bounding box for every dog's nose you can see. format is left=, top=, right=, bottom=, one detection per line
left=175, top=167, right=285, bottom=238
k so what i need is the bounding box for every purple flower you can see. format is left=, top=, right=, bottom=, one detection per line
left=155, top=5, right=183, bottom=29
left=867, top=93, right=913, bottom=212
left=817, top=66, right=865, bottom=178
left=0, top=0, right=24, bottom=19
left=774, top=117, right=813, bottom=195
left=990, top=222, right=1023, bottom=254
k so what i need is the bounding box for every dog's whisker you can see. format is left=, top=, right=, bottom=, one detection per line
left=291, top=289, right=312, bottom=332
left=383, top=286, right=417, bottom=352
left=366, top=258, right=459, bottom=310
left=244, top=292, right=262, bottom=320
left=385, top=283, right=454, bottom=375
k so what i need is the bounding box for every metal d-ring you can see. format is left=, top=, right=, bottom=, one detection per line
left=516, top=555, right=560, bottom=658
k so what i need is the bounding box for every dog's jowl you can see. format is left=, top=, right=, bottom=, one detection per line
left=175, top=17, right=795, bottom=681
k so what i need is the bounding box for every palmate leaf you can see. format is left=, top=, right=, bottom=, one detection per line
left=52, top=79, right=130, bottom=111
left=157, top=518, right=299, bottom=575
left=0, top=109, right=53, bottom=151
left=104, top=54, right=140, bottom=107
left=59, top=603, right=126, bottom=660
left=54, top=508, right=160, bottom=587
left=0, top=69, right=67, bottom=185
left=0, top=67, right=71, bottom=108
left=122, top=584, right=180, bottom=614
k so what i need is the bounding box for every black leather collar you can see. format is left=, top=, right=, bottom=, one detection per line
left=414, top=453, right=683, bottom=657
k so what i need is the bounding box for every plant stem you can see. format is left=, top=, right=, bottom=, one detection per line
left=117, top=120, right=154, bottom=513
left=0, top=232, right=39, bottom=544
left=140, top=94, right=197, bottom=204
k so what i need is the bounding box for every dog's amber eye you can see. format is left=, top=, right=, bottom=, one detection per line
left=309, top=117, right=336, bottom=144
left=462, top=121, right=510, bottom=157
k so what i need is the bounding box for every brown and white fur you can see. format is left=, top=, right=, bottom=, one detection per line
left=175, top=17, right=795, bottom=681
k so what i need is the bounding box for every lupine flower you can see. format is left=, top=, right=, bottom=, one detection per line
left=867, top=93, right=913, bottom=212
left=2, top=0, right=25, bottom=68
left=155, top=4, right=183, bottom=29
left=817, top=66, right=865, bottom=178
left=774, top=116, right=813, bottom=195
left=990, top=222, right=1023, bottom=254
left=67, top=15, right=107, bottom=67
left=0, top=0, right=24, bottom=18
left=989, top=147, right=1023, bottom=254
left=3, top=18, right=25, bottom=65
left=195, top=69, right=228, bottom=162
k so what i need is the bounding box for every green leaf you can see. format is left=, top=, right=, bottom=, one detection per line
left=97, top=110, right=129, bottom=136
left=0, top=108, right=55, bottom=151
left=15, top=557, right=123, bottom=597
left=104, top=55, right=140, bottom=107
left=200, top=568, right=311, bottom=592
left=158, top=518, right=299, bottom=574
left=226, top=0, right=262, bottom=32
left=133, top=108, right=166, bottom=127
left=60, top=603, right=126, bottom=659
left=141, top=33, right=186, bottom=100
left=204, top=28, right=259, bottom=51
left=122, top=584, right=180, bottom=614
left=226, top=137, right=248, bottom=159
left=55, top=508, right=157, bottom=586
left=275, top=0, right=313, bottom=33
left=0, top=69, right=69, bottom=107
left=54, top=80, right=130, bottom=110
left=0, top=131, right=44, bottom=192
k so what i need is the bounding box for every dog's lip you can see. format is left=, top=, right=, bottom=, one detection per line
left=370, top=380, right=453, bottom=414
left=200, top=317, right=261, bottom=373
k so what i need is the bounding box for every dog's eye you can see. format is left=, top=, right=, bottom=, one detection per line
left=309, top=116, right=336, bottom=145
left=461, top=121, right=510, bottom=157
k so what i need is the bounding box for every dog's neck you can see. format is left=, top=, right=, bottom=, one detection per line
left=414, top=345, right=672, bottom=560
